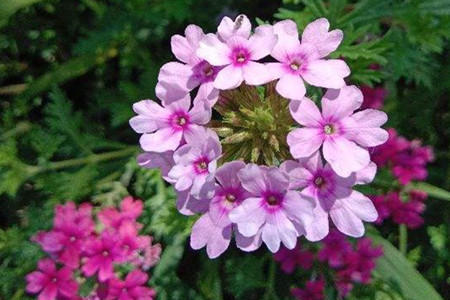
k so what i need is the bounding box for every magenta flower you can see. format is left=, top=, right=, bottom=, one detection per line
left=98, top=196, right=143, bottom=230
left=317, top=229, right=353, bottom=267
left=267, top=18, right=349, bottom=101
left=197, top=24, right=277, bottom=89
left=168, top=129, right=221, bottom=199
left=291, top=278, right=325, bottom=300
left=280, top=153, right=378, bottom=240
left=274, top=244, right=314, bottom=273
left=190, top=161, right=260, bottom=258
left=229, top=164, right=315, bottom=252
left=129, top=94, right=211, bottom=153
left=33, top=203, right=94, bottom=268
left=107, top=270, right=156, bottom=300
left=82, top=231, right=127, bottom=282
left=287, top=85, right=388, bottom=177
left=157, top=24, right=220, bottom=105
left=26, top=258, right=78, bottom=300
left=360, top=85, right=386, bottom=110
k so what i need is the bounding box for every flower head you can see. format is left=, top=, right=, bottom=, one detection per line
left=107, top=270, right=156, bottom=300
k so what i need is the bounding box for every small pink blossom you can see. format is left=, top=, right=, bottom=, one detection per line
left=281, top=153, right=378, bottom=240
left=361, top=85, right=386, bottom=110
left=190, top=161, right=259, bottom=258
left=291, top=278, right=325, bottom=300
left=197, top=21, right=277, bottom=89
left=287, top=85, right=388, bottom=177
left=267, top=19, right=349, bottom=101
left=317, top=229, right=352, bottom=268
left=107, top=270, right=156, bottom=300
left=229, top=164, right=315, bottom=253
left=168, top=129, right=221, bottom=200
left=26, top=258, right=78, bottom=300
left=129, top=94, right=211, bottom=153
left=274, top=244, right=314, bottom=273
left=156, top=24, right=221, bottom=105
left=98, top=196, right=143, bottom=230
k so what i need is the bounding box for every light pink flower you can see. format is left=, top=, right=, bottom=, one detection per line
left=267, top=18, right=349, bottom=101
left=287, top=85, right=388, bottom=177
left=107, top=270, right=156, bottom=300
left=280, top=153, right=378, bottom=240
left=26, top=258, right=78, bottom=300
left=197, top=22, right=277, bottom=89
left=156, top=25, right=221, bottom=105
left=190, top=161, right=260, bottom=258
left=137, top=151, right=175, bottom=183
left=217, top=14, right=252, bottom=42
left=130, top=94, right=211, bottom=153
left=168, top=129, right=221, bottom=200
left=229, top=164, right=315, bottom=253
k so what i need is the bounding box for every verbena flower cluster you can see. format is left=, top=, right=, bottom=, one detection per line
left=368, top=127, right=434, bottom=229
left=275, top=229, right=383, bottom=299
left=26, top=197, right=161, bottom=300
left=130, top=15, right=389, bottom=258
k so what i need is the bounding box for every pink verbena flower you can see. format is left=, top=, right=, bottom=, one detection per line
left=190, top=161, right=260, bottom=258
left=343, top=238, right=383, bottom=284
left=197, top=23, right=277, bottom=89
left=317, top=229, right=353, bottom=268
left=168, top=129, right=221, bottom=200
left=291, top=278, right=325, bottom=300
left=33, top=203, right=94, bottom=269
left=370, top=195, right=391, bottom=224
left=26, top=258, right=78, bottom=300
left=157, top=25, right=221, bottom=105
left=139, top=236, right=162, bottom=270
left=217, top=14, right=252, bottom=42
left=137, top=151, right=175, bottom=183
left=98, top=196, right=143, bottom=230
left=129, top=94, right=211, bottom=153
left=287, top=85, right=388, bottom=177
left=281, top=153, right=378, bottom=240
left=274, top=244, right=314, bottom=273
left=229, top=164, right=315, bottom=252
left=107, top=270, right=156, bottom=300
left=388, top=191, right=426, bottom=229
left=82, top=230, right=127, bottom=282
left=361, top=85, right=386, bottom=110
left=267, top=19, right=349, bottom=101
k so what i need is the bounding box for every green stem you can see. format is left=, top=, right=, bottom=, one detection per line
left=28, top=147, right=138, bottom=175
left=263, top=256, right=278, bottom=300
left=399, top=224, right=408, bottom=255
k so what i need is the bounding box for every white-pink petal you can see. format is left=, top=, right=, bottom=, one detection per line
left=343, top=109, right=389, bottom=147
left=341, top=191, right=378, bottom=222
left=321, top=85, right=363, bottom=121
left=229, top=197, right=266, bottom=237
left=303, top=59, right=349, bottom=89
left=301, top=18, right=343, bottom=58
left=275, top=73, right=306, bottom=101
left=197, top=34, right=232, bottom=66
left=140, top=128, right=183, bottom=153
left=217, top=15, right=252, bottom=41
left=158, top=62, right=198, bottom=91
left=287, top=127, right=324, bottom=158
left=242, top=62, right=272, bottom=86
left=289, top=98, right=323, bottom=127
left=330, top=206, right=365, bottom=237
left=214, top=65, right=243, bottom=90
left=248, top=25, right=277, bottom=60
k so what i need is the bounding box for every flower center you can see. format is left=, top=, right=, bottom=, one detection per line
left=199, top=162, right=207, bottom=169
left=314, top=176, right=325, bottom=188
left=226, top=193, right=236, bottom=203
left=122, top=288, right=128, bottom=293
left=324, top=124, right=334, bottom=135
left=290, top=62, right=300, bottom=71
left=102, top=251, right=109, bottom=257
left=266, top=195, right=279, bottom=206
left=194, top=158, right=210, bottom=175
left=52, top=277, right=58, bottom=283
left=177, top=117, right=186, bottom=126
left=204, top=66, right=214, bottom=77
left=236, top=53, right=246, bottom=63
left=69, top=236, right=76, bottom=242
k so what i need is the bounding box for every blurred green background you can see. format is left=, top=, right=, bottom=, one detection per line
left=0, top=0, right=449, bottom=299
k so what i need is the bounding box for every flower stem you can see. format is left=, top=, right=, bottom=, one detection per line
left=263, top=255, right=278, bottom=300
left=399, top=224, right=408, bottom=255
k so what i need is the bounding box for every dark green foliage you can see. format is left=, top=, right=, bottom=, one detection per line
left=0, top=0, right=449, bottom=299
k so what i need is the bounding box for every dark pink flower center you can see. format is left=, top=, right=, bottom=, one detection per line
left=52, top=277, right=58, bottom=283
left=170, top=111, right=190, bottom=130
left=193, top=61, right=218, bottom=83
left=102, top=251, right=109, bottom=257
left=194, top=157, right=209, bottom=175
left=69, top=236, right=76, bottom=242
left=290, top=61, right=301, bottom=71
left=314, top=176, right=326, bottom=188
left=323, top=124, right=335, bottom=135
left=264, top=192, right=283, bottom=206
left=232, top=47, right=250, bottom=66
left=122, top=288, right=128, bottom=293
left=226, top=193, right=236, bottom=203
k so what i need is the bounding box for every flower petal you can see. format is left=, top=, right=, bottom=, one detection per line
left=235, top=230, right=262, bottom=252
left=248, top=25, right=277, bottom=60
left=158, top=62, right=198, bottom=91
left=287, top=128, right=323, bottom=158
left=275, top=73, right=306, bottom=101
left=283, top=191, right=315, bottom=227
left=342, top=109, right=389, bottom=147
left=323, top=136, right=370, bottom=177
left=229, top=197, right=266, bottom=237
left=289, top=97, right=322, bottom=126
left=214, top=64, right=243, bottom=90
left=140, top=128, right=183, bottom=153
left=302, top=59, right=350, bottom=89
left=341, top=190, right=378, bottom=222
left=237, top=164, right=266, bottom=195
left=330, top=205, right=365, bottom=237
left=243, top=62, right=272, bottom=86
left=197, top=34, right=232, bottom=66
left=215, top=161, right=246, bottom=189
left=304, top=202, right=329, bottom=242
left=321, top=85, right=363, bottom=121
left=217, top=14, right=251, bottom=41
left=301, top=18, right=343, bottom=57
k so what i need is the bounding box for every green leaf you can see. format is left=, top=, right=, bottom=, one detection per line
left=410, top=182, right=450, bottom=201
left=0, top=0, right=42, bottom=28
left=368, top=232, right=443, bottom=300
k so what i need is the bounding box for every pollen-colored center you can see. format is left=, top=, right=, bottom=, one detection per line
left=314, top=177, right=324, bottom=187
left=204, top=66, right=214, bottom=77
left=324, top=124, right=334, bottom=135
left=122, top=288, right=128, bottom=293
left=102, top=251, right=109, bottom=257
left=236, top=53, right=246, bottom=63
left=226, top=193, right=236, bottom=203
left=267, top=195, right=278, bottom=206
left=70, top=236, right=76, bottom=242
left=290, top=62, right=300, bottom=71
left=52, top=278, right=58, bottom=283
left=177, top=117, right=186, bottom=126
left=198, top=162, right=207, bottom=169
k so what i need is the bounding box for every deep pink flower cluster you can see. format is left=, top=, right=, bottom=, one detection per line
left=360, top=85, right=386, bottom=110
left=372, top=128, right=434, bottom=185
left=371, top=190, right=427, bottom=229
left=26, top=197, right=161, bottom=300
left=130, top=14, right=388, bottom=258
left=275, top=230, right=383, bottom=299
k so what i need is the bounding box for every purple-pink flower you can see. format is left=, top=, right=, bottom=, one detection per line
left=107, top=270, right=156, bottom=300
left=287, top=85, right=388, bottom=177
left=129, top=94, right=211, bottom=153
left=267, top=19, right=349, bottom=101
left=197, top=21, right=277, bottom=89
left=26, top=258, right=78, bottom=300
left=291, top=278, right=325, bottom=300
left=229, top=164, right=315, bottom=252
left=274, top=244, right=314, bottom=273
left=157, top=24, right=220, bottom=105
left=281, top=153, right=378, bottom=240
